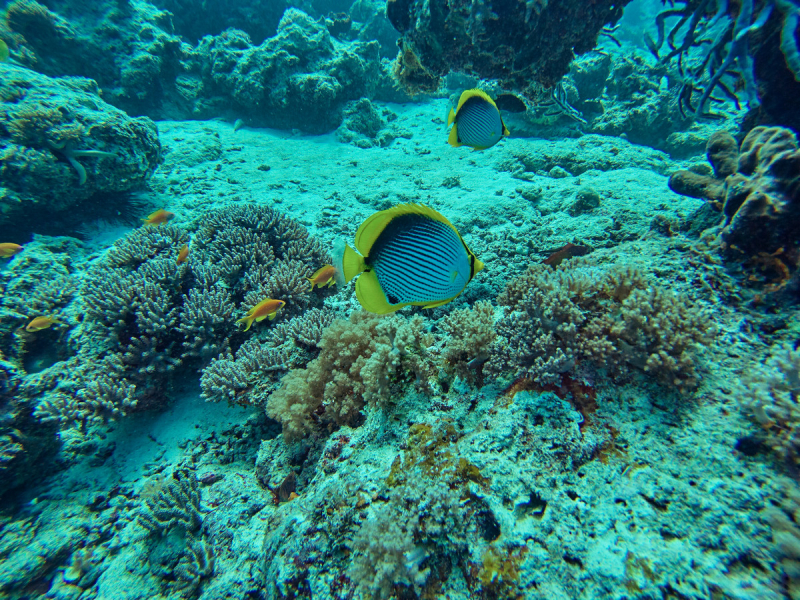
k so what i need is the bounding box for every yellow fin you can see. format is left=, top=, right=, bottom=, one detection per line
left=355, top=270, right=404, bottom=314
left=447, top=107, right=456, bottom=127
left=268, top=312, right=276, bottom=320
left=454, top=89, right=499, bottom=116
left=421, top=296, right=458, bottom=309
left=237, top=317, right=254, bottom=331
left=502, top=120, right=510, bottom=136
left=342, top=244, right=366, bottom=283
left=448, top=124, right=461, bottom=147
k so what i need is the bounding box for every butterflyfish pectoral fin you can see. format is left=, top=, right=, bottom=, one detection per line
left=342, top=244, right=367, bottom=282
left=448, top=125, right=461, bottom=147
left=355, top=270, right=403, bottom=315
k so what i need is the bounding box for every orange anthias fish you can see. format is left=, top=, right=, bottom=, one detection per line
left=543, top=243, right=591, bottom=267
left=25, top=316, right=60, bottom=332
left=236, top=299, right=286, bottom=332
left=143, top=209, right=175, bottom=226
left=0, top=243, right=23, bottom=258
left=176, top=244, right=189, bottom=265
left=307, top=265, right=337, bottom=290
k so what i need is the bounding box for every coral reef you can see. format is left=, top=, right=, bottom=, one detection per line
left=736, top=343, right=800, bottom=466
left=335, top=98, right=411, bottom=148
left=720, top=126, right=800, bottom=257
left=22, top=205, right=328, bottom=431
left=0, top=63, right=161, bottom=229
left=488, top=260, right=714, bottom=390
left=266, top=311, right=435, bottom=440
left=387, top=0, right=632, bottom=96
left=670, top=126, right=800, bottom=258
left=185, top=10, right=383, bottom=132
left=2, top=0, right=186, bottom=116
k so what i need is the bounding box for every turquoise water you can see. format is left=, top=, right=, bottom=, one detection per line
left=1, top=0, right=799, bottom=598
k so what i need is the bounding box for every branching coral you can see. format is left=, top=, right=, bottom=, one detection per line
left=266, top=311, right=435, bottom=441
left=736, top=343, right=800, bottom=465
left=488, top=260, right=714, bottom=390
left=138, top=469, right=204, bottom=535
left=440, top=300, right=496, bottom=385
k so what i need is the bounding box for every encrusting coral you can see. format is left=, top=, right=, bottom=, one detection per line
left=488, top=259, right=714, bottom=390
left=669, top=126, right=800, bottom=259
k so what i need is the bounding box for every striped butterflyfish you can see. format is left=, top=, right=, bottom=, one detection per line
left=447, top=89, right=510, bottom=150
left=335, top=204, right=484, bottom=314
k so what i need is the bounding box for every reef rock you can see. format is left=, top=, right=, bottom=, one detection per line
left=0, top=63, right=161, bottom=230
left=387, top=0, right=632, bottom=96
left=721, top=126, right=800, bottom=257
left=184, top=9, right=382, bottom=132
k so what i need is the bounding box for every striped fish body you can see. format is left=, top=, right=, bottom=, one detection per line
left=338, top=203, right=484, bottom=314
left=370, top=214, right=470, bottom=306
left=448, top=89, right=509, bottom=150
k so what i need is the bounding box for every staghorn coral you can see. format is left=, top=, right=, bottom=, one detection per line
left=192, top=204, right=327, bottom=320
left=286, top=308, right=335, bottom=349
left=33, top=355, right=138, bottom=431
left=736, top=343, right=800, bottom=465
left=266, top=311, right=435, bottom=441
left=488, top=260, right=714, bottom=389
left=200, top=309, right=336, bottom=405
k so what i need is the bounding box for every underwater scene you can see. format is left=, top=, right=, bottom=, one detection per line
left=1, top=0, right=800, bottom=598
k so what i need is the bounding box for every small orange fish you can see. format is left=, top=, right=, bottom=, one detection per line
left=236, top=299, right=286, bottom=331
left=307, top=265, right=337, bottom=290
left=543, top=243, right=591, bottom=267
left=0, top=243, right=23, bottom=258
left=25, top=316, right=60, bottom=332
left=176, top=244, right=189, bottom=265
left=143, top=209, right=175, bottom=226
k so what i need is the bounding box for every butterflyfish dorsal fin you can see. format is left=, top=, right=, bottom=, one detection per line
left=454, top=89, right=498, bottom=117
